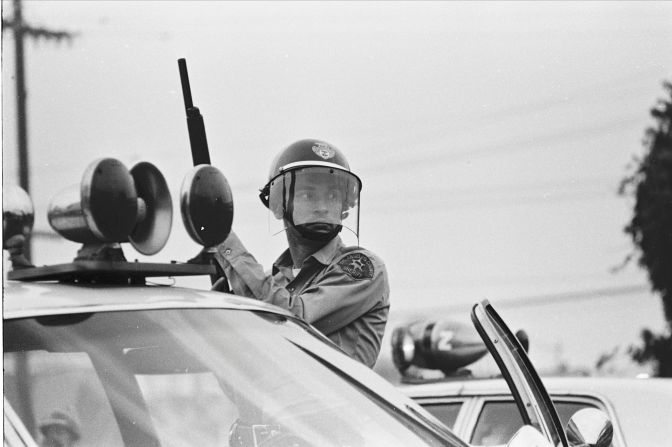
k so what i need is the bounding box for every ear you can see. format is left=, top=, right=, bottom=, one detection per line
left=268, top=180, right=285, bottom=219
left=272, top=204, right=285, bottom=220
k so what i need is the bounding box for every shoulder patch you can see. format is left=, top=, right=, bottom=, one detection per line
left=337, top=252, right=374, bottom=280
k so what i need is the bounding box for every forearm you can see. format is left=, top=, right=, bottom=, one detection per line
left=213, top=232, right=301, bottom=313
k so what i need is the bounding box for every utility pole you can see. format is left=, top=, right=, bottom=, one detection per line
left=2, top=0, right=77, bottom=261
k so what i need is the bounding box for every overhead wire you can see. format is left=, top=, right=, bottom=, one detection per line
left=361, top=114, right=644, bottom=174
left=366, top=174, right=621, bottom=212
left=353, top=68, right=660, bottom=174
left=492, top=284, right=651, bottom=309
left=395, top=283, right=652, bottom=319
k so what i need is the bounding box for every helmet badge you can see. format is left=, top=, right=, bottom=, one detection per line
left=312, top=143, right=336, bottom=160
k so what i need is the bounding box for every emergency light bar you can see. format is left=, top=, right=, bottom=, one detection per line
left=3, top=60, right=234, bottom=284
left=3, top=158, right=234, bottom=283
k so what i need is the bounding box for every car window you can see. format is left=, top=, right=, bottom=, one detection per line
left=554, top=401, right=597, bottom=428
left=469, top=400, right=602, bottom=446
left=4, top=309, right=457, bottom=447
left=471, top=401, right=524, bottom=446
left=420, top=402, right=463, bottom=429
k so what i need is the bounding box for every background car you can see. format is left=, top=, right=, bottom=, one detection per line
left=390, top=318, right=672, bottom=447
left=403, top=376, right=672, bottom=447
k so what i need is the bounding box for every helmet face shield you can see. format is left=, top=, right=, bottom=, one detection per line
left=268, top=166, right=361, bottom=240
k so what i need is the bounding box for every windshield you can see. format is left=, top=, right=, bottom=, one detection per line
left=4, top=308, right=456, bottom=447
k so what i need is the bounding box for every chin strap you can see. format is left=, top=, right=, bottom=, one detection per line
left=293, top=223, right=342, bottom=242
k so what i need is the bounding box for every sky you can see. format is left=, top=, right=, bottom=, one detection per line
left=3, top=1, right=672, bottom=377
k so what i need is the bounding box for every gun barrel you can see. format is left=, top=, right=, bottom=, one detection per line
left=177, top=58, right=211, bottom=166
left=187, top=113, right=211, bottom=165
left=178, top=58, right=194, bottom=110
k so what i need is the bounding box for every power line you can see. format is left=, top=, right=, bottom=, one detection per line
left=395, top=283, right=652, bottom=321
left=370, top=175, right=615, bottom=197
left=493, top=284, right=651, bottom=309
left=362, top=114, right=643, bottom=174
left=479, top=66, right=666, bottom=122
left=346, top=65, right=660, bottom=150
left=369, top=188, right=613, bottom=214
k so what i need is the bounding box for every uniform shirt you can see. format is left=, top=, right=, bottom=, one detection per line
left=214, top=232, right=390, bottom=368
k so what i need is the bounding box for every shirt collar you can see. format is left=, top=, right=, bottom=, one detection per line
left=272, top=249, right=293, bottom=275
left=310, top=236, right=343, bottom=266
left=272, top=236, right=343, bottom=274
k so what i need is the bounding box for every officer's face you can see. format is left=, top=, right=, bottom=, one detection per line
left=292, top=181, right=344, bottom=226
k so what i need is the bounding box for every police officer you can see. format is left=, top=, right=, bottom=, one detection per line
left=214, top=139, right=390, bottom=367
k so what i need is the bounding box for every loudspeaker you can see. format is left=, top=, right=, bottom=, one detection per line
left=129, top=162, right=173, bottom=255
left=180, top=165, right=233, bottom=247
left=48, top=158, right=172, bottom=255
left=49, top=158, right=137, bottom=243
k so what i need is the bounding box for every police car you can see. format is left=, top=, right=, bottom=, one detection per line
left=391, top=319, right=671, bottom=446
left=3, top=158, right=611, bottom=447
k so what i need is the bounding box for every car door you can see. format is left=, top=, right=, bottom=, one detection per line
left=471, top=300, right=568, bottom=447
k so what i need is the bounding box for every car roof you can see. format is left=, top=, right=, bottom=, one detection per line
left=400, top=375, right=672, bottom=399
left=3, top=280, right=295, bottom=320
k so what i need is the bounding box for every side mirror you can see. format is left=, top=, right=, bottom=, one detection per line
left=566, top=408, right=613, bottom=447
left=506, top=425, right=553, bottom=447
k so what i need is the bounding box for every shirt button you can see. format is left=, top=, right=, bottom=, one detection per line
left=224, top=249, right=231, bottom=255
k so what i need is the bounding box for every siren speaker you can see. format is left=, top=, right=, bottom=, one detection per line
left=129, top=162, right=173, bottom=255
left=49, top=158, right=138, bottom=243
left=48, top=159, right=173, bottom=255
left=180, top=165, right=234, bottom=247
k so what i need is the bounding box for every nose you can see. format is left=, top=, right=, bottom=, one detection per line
left=313, top=196, right=330, bottom=214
